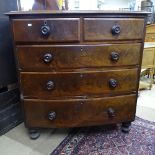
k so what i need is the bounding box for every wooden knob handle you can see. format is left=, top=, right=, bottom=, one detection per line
left=107, top=108, right=115, bottom=117
left=111, top=52, right=119, bottom=62
left=43, top=53, right=53, bottom=63
left=48, top=111, right=56, bottom=120
left=109, top=79, right=118, bottom=88
left=46, top=81, right=55, bottom=90
left=111, top=25, right=121, bottom=35
left=41, top=25, right=50, bottom=36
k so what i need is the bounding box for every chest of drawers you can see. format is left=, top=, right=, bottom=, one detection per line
left=7, top=11, right=147, bottom=139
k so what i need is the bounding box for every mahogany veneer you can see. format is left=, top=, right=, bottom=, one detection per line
left=7, top=11, right=147, bottom=139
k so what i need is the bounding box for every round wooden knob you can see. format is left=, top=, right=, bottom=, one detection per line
left=41, top=25, right=50, bottom=36
left=109, top=79, right=118, bottom=88
left=43, top=53, right=53, bottom=63
left=48, top=111, right=56, bottom=120
left=46, top=81, right=55, bottom=90
left=107, top=108, right=115, bottom=117
left=111, top=52, right=119, bottom=62
left=111, top=25, right=121, bottom=35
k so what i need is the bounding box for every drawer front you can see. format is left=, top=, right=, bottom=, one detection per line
left=24, top=94, right=136, bottom=128
left=84, top=18, right=144, bottom=41
left=12, top=18, right=80, bottom=42
left=17, top=43, right=141, bottom=71
left=20, top=69, right=138, bottom=99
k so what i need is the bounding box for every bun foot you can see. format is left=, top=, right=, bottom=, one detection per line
left=121, top=122, right=131, bottom=133
left=29, top=129, right=40, bottom=140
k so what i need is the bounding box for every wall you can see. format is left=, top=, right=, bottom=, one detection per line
left=17, top=0, right=155, bottom=11
left=68, top=0, right=155, bottom=11
left=98, top=0, right=130, bottom=10
left=68, top=0, right=130, bottom=10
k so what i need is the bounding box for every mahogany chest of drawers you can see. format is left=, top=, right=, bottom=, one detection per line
left=7, top=11, right=147, bottom=139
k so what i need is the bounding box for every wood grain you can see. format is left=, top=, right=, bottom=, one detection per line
left=20, top=68, right=138, bottom=99
left=24, top=94, right=137, bottom=128
left=12, top=18, right=80, bottom=42
left=17, top=43, right=142, bottom=71
left=7, top=11, right=147, bottom=131
left=84, top=18, right=144, bottom=41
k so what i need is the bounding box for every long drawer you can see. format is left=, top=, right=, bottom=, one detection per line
left=24, top=94, right=136, bottom=128
left=84, top=18, right=144, bottom=41
left=17, top=43, right=142, bottom=71
left=12, top=18, right=80, bottom=42
left=20, top=68, right=138, bottom=99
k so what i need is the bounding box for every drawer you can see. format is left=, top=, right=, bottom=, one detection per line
left=24, top=94, right=136, bottom=128
left=20, top=68, right=138, bottom=99
left=84, top=18, right=144, bottom=41
left=17, top=43, right=142, bottom=71
left=12, top=18, right=80, bottom=42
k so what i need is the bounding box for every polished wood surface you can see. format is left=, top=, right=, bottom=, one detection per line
left=24, top=94, right=136, bottom=128
left=7, top=11, right=147, bottom=133
left=12, top=17, right=145, bottom=43
left=84, top=18, right=144, bottom=41
left=12, top=18, right=80, bottom=42
left=17, top=44, right=141, bottom=71
left=6, top=10, right=149, bottom=15
left=20, top=69, right=138, bottom=99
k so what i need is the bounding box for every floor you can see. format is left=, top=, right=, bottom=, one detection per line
left=137, top=84, right=155, bottom=122
left=0, top=85, right=155, bottom=155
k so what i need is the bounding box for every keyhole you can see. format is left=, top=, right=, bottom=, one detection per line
left=44, top=20, right=47, bottom=25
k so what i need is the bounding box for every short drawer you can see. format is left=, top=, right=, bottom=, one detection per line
left=12, top=18, right=80, bottom=42
left=84, top=18, right=144, bottom=41
left=20, top=68, right=138, bottom=99
left=17, top=43, right=142, bottom=71
left=24, top=94, right=136, bottom=128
